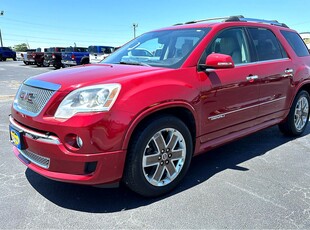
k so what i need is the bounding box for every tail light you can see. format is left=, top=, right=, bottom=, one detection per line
left=71, top=54, right=75, bottom=60
left=52, top=54, right=56, bottom=59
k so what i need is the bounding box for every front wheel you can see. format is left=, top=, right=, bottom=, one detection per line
left=124, top=115, right=193, bottom=197
left=279, top=90, right=310, bottom=136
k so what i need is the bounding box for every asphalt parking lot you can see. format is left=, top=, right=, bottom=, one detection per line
left=1, top=61, right=310, bottom=229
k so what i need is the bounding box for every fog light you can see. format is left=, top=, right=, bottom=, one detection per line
left=64, top=134, right=84, bottom=150
left=77, top=136, right=83, bottom=148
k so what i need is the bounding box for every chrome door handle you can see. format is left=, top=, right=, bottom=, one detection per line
left=283, top=68, right=294, bottom=78
left=246, top=75, right=258, bottom=81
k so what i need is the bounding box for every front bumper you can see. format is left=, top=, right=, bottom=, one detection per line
left=9, top=116, right=126, bottom=185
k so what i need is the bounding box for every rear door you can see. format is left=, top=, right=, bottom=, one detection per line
left=246, top=27, right=294, bottom=122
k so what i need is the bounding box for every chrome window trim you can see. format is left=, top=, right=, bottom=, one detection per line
left=9, top=115, right=60, bottom=145
left=235, top=57, right=290, bottom=67
left=208, top=97, right=286, bottom=120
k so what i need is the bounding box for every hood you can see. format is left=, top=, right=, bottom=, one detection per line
left=26, top=64, right=170, bottom=92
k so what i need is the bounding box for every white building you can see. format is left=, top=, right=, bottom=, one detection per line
left=300, top=32, right=310, bottom=49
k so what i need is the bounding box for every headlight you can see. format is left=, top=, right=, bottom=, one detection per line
left=55, top=83, right=121, bottom=119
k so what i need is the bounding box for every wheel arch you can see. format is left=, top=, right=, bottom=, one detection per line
left=297, top=83, right=310, bottom=97
left=122, top=103, right=198, bottom=153
left=80, top=56, right=90, bottom=65
left=287, top=81, right=310, bottom=109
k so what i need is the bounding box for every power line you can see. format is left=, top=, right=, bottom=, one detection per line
left=1, top=17, right=131, bottom=33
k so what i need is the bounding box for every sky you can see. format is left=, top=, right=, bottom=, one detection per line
left=0, top=0, right=310, bottom=49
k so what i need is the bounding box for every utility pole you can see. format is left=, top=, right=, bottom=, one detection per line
left=133, top=23, right=138, bottom=38
left=0, top=11, right=4, bottom=47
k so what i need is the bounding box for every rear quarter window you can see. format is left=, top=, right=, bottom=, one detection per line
left=281, top=31, right=310, bottom=57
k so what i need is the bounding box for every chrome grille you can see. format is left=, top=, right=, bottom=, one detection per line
left=19, top=149, right=50, bottom=169
left=14, top=84, right=55, bottom=116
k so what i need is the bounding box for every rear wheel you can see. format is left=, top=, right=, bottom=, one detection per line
left=279, top=90, right=310, bottom=136
left=43, top=60, right=50, bottom=67
left=124, top=115, right=193, bottom=197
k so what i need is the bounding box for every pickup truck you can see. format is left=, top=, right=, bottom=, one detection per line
left=89, top=45, right=115, bottom=63
left=32, top=48, right=49, bottom=67
left=61, top=47, right=89, bottom=67
left=21, top=49, right=36, bottom=65
left=0, top=47, right=16, bottom=61
left=26, top=48, right=47, bottom=66
left=44, top=47, right=66, bottom=69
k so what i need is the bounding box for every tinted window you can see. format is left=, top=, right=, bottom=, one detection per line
left=248, top=28, right=286, bottom=61
left=204, top=27, right=251, bottom=64
left=281, top=31, right=310, bottom=57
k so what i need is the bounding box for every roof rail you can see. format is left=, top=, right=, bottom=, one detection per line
left=184, top=16, right=241, bottom=24
left=229, top=16, right=289, bottom=28
left=173, top=15, right=289, bottom=28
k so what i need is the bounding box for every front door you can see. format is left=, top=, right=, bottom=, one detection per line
left=198, top=27, right=260, bottom=142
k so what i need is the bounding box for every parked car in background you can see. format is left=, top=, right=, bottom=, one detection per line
left=44, top=47, right=66, bottom=69
left=0, top=47, right=16, bottom=61
left=26, top=48, right=47, bottom=66
left=61, top=46, right=89, bottom=67
left=89, top=45, right=115, bottom=63
left=21, top=49, right=36, bottom=65
left=9, top=16, right=310, bottom=197
left=16, top=52, right=23, bottom=61
left=32, top=48, right=49, bottom=67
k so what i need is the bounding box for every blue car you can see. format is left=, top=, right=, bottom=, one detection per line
left=0, top=47, right=16, bottom=61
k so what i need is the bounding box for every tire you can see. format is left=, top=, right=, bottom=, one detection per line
left=23, top=61, right=29, bottom=65
left=13, top=57, right=17, bottom=61
left=123, top=115, right=193, bottom=197
left=43, top=60, right=50, bottom=67
left=2, top=57, right=6, bottom=61
left=279, top=90, right=310, bottom=136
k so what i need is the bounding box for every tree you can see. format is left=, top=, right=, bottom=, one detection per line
left=14, top=43, right=29, bottom=52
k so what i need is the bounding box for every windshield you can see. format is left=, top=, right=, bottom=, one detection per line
left=103, top=28, right=210, bottom=68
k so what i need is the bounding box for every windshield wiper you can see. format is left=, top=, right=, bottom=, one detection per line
left=119, top=61, right=150, bottom=67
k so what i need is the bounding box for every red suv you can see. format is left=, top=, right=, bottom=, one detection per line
left=9, top=16, right=310, bottom=197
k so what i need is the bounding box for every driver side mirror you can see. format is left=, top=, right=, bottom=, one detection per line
left=200, top=53, right=235, bottom=70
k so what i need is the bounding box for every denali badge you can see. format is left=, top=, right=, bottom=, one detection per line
left=20, top=90, right=36, bottom=104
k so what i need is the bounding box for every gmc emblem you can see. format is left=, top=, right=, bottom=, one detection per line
left=20, top=90, right=36, bottom=104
